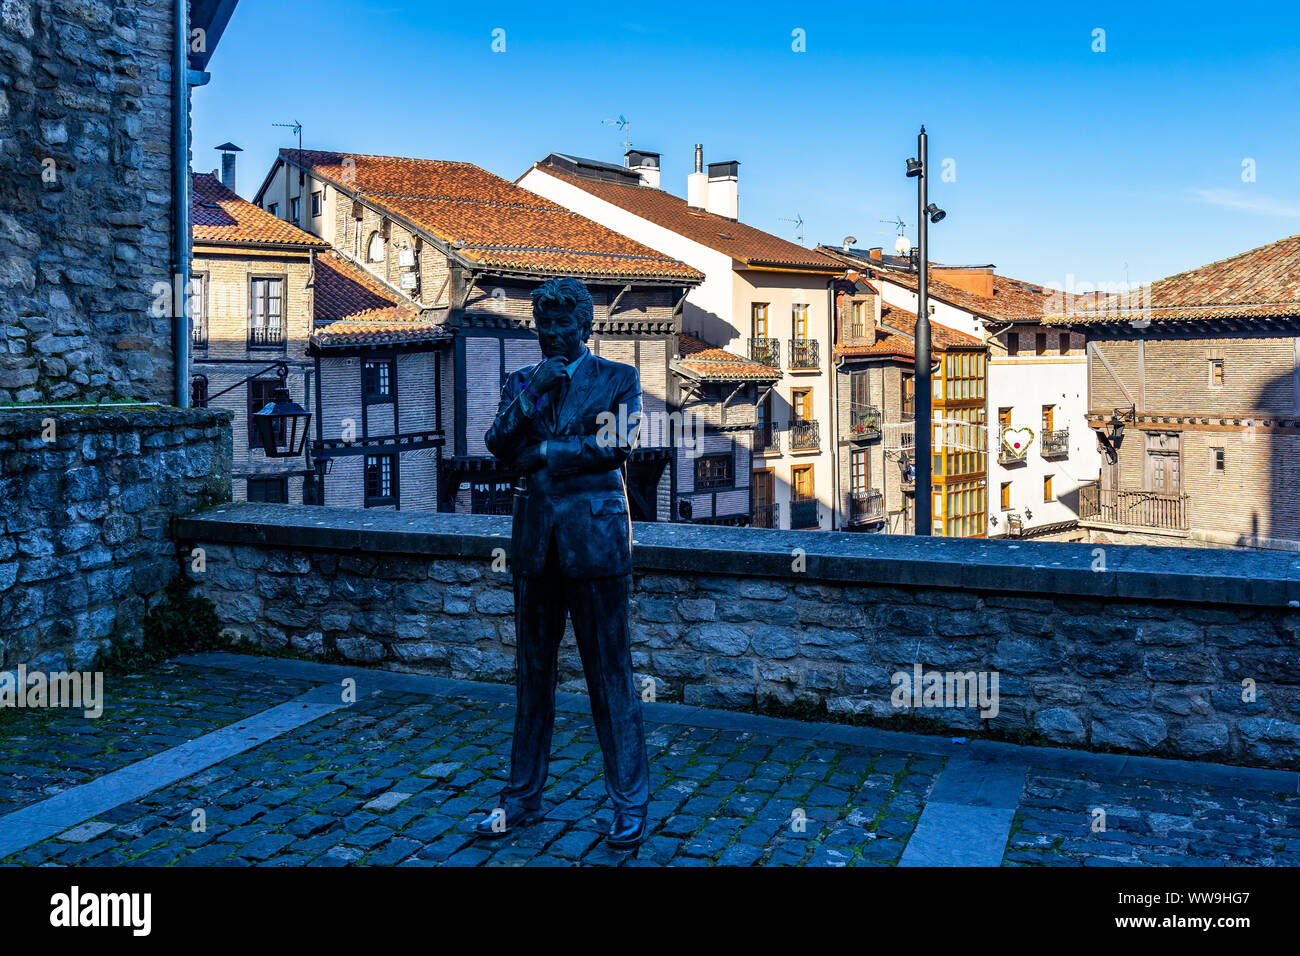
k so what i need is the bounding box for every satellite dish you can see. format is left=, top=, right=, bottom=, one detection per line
left=894, top=235, right=913, bottom=256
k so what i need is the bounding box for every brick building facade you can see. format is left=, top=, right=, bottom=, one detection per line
left=1047, top=233, right=1300, bottom=551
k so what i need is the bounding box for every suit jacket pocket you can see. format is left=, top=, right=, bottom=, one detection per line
left=589, top=495, right=628, bottom=516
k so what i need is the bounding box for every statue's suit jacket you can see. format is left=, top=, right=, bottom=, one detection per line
left=485, top=353, right=641, bottom=579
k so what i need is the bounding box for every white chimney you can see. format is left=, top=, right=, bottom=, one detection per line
left=705, top=160, right=739, bottom=220
left=686, top=144, right=708, bottom=210
left=625, top=149, right=660, bottom=188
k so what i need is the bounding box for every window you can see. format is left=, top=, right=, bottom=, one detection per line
left=850, top=299, right=870, bottom=339
left=850, top=449, right=868, bottom=496
left=998, top=406, right=1012, bottom=430
left=311, top=190, right=322, bottom=218
left=751, top=303, right=769, bottom=338
left=1211, top=447, right=1226, bottom=472
left=363, top=359, right=394, bottom=401
left=1035, top=333, right=1047, bottom=356
left=695, top=453, right=734, bottom=490
left=1043, top=474, right=1054, bottom=502
left=943, top=351, right=985, bottom=401
left=267, top=202, right=279, bottom=217
left=1146, top=432, right=1181, bottom=495
left=850, top=371, right=869, bottom=408
left=1059, top=333, right=1071, bottom=355
left=191, top=375, right=208, bottom=408
left=1042, top=404, right=1054, bottom=432
left=792, top=304, right=809, bottom=341
left=470, top=480, right=513, bottom=515
left=792, top=388, right=813, bottom=422
left=368, top=231, right=384, bottom=263
left=1006, top=332, right=1018, bottom=356
left=940, top=478, right=986, bottom=537
left=365, top=454, right=396, bottom=504
left=790, top=464, right=817, bottom=528
left=1000, top=481, right=1011, bottom=510
left=1209, top=358, right=1224, bottom=387
left=249, top=277, right=284, bottom=346
left=248, top=379, right=285, bottom=450
left=247, top=476, right=287, bottom=504
left=290, top=196, right=301, bottom=222
left=190, top=273, right=207, bottom=347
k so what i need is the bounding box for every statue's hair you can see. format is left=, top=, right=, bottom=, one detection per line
left=531, top=277, right=594, bottom=340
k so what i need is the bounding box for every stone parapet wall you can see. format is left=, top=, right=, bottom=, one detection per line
left=2, top=406, right=231, bottom=668
left=176, top=504, right=1300, bottom=767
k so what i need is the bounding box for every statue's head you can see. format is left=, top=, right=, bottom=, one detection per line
left=531, top=277, right=593, bottom=359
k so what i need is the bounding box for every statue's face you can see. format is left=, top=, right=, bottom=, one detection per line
left=534, top=302, right=587, bottom=360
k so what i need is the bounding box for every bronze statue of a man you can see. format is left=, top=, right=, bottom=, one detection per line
left=478, top=276, right=650, bottom=849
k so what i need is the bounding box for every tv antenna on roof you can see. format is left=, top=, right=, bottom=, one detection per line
left=273, top=119, right=303, bottom=152
left=602, top=115, right=631, bottom=151
left=780, top=213, right=805, bottom=246
left=881, top=216, right=909, bottom=235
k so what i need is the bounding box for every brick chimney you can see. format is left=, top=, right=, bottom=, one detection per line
left=932, top=265, right=994, bottom=298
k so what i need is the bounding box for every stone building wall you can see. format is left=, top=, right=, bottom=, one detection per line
left=0, top=0, right=180, bottom=404
left=2, top=406, right=231, bottom=669
left=178, top=504, right=1300, bottom=768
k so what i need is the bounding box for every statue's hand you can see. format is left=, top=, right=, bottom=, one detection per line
left=528, top=357, right=568, bottom=395
left=515, top=442, right=546, bottom=473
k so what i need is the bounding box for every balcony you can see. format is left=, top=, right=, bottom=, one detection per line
left=849, top=404, right=881, bottom=442
left=749, top=337, right=780, bottom=367
left=848, top=488, right=884, bottom=525
left=249, top=325, right=285, bottom=348
left=753, top=423, right=779, bottom=455
left=1041, top=429, right=1069, bottom=458
left=790, top=497, right=819, bottom=528
left=1079, top=485, right=1189, bottom=531
left=998, top=444, right=1028, bottom=466
left=789, top=420, right=820, bottom=451
left=788, top=338, right=819, bottom=370
left=751, top=502, right=779, bottom=529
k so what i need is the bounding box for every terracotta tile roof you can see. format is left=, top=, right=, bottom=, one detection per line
left=1043, top=233, right=1300, bottom=326
left=310, top=251, right=448, bottom=349
left=873, top=266, right=1058, bottom=324
left=280, top=149, right=703, bottom=282
left=192, top=172, right=326, bottom=248
left=526, top=160, right=844, bottom=273
left=673, top=333, right=780, bottom=381
left=835, top=302, right=983, bottom=361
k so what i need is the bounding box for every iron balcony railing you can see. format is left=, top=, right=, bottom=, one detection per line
left=788, top=338, right=819, bottom=369
left=789, top=420, right=820, bottom=451
left=849, top=404, right=881, bottom=441
left=790, top=498, right=819, bottom=529
left=749, top=337, right=780, bottom=367
left=849, top=488, right=884, bottom=524
left=753, top=422, right=779, bottom=454
left=1079, top=485, right=1189, bottom=531
left=751, top=502, right=779, bottom=529
left=998, top=443, right=1029, bottom=466
left=1041, top=428, right=1069, bottom=458
left=249, top=325, right=285, bottom=348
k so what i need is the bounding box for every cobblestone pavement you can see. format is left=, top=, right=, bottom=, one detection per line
left=1, top=659, right=1297, bottom=867
left=0, top=663, right=317, bottom=817
left=1007, top=769, right=1300, bottom=867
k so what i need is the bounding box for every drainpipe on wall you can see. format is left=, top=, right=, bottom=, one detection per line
left=171, top=0, right=192, bottom=408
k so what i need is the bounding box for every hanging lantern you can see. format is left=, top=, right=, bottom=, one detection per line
left=253, top=374, right=311, bottom=458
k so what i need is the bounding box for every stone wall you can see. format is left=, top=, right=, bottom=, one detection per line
left=2, top=406, right=231, bottom=668
left=0, top=0, right=179, bottom=404
left=176, top=504, right=1300, bottom=767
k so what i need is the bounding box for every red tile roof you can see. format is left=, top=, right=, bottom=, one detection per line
left=1044, top=233, right=1300, bottom=326
left=192, top=172, right=326, bottom=248
left=279, top=150, right=703, bottom=283
left=526, top=160, right=844, bottom=273
left=310, top=251, right=448, bottom=348
left=873, top=266, right=1059, bottom=324
left=836, top=302, right=982, bottom=361
left=673, top=333, right=780, bottom=381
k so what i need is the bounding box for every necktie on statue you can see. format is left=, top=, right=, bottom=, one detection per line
left=549, top=374, right=570, bottom=431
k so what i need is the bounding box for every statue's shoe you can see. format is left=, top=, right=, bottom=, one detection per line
left=606, top=809, right=648, bottom=849
left=473, top=803, right=542, bottom=838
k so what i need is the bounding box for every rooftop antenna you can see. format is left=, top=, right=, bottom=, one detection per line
left=780, top=213, right=805, bottom=245
left=602, top=115, right=631, bottom=152
left=273, top=119, right=303, bottom=153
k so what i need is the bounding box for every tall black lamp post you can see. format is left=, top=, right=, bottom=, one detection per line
left=905, top=126, right=946, bottom=536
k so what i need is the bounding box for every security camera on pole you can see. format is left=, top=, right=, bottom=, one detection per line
left=905, top=127, right=946, bottom=536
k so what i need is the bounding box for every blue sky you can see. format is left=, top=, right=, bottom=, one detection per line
left=195, top=0, right=1300, bottom=290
